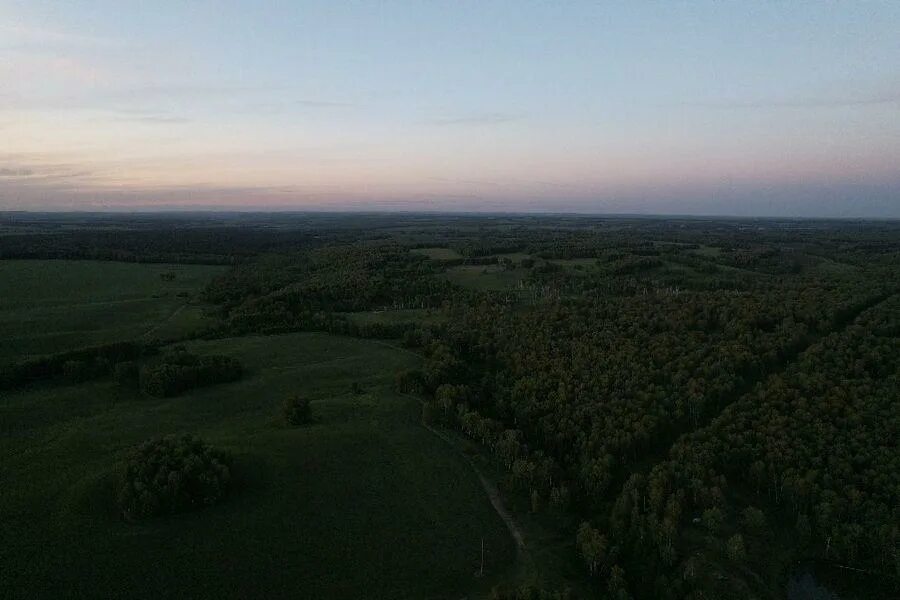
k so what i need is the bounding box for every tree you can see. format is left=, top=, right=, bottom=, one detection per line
left=139, top=353, right=242, bottom=397
left=394, top=368, right=424, bottom=394
left=607, top=565, right=630, bottom=600
left=119, top=434, right=231, bottom=520
left=282, top=396, right=312, bottom=426
left=702, top=507, right=724, bottom=533
left=549, top=485, right=570, bottom=510
left=435, top=383, right=470, bottom=417
left=741, top=506, right=767, bottom=535
left=421, top=400, right=437, bottom=425
left=496, top=430, right=521, bottom=468
left=113, top=361, right=139, bottom=386
left=795, top=513, right=811, bottom=542
left=726, top=534, right=746, bottom=563
left=576, top=522, right=608, bottom=576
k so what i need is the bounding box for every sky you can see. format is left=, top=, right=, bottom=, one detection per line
left=1, top=1, right=899, bottom=216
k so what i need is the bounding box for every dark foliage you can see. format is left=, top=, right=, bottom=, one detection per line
left=0, top=341, right=154, bottom=390
left=118, top=434, right=232, bottom=520
left=282, top=396, right=313, bottom=426
left=113, top=361, right=140, bottom=386
left=139, top=351, right=242, bottom=397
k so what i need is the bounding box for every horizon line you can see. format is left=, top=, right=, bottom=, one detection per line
left=2, top=208, right=899, bottom=222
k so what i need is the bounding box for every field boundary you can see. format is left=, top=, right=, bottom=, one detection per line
left=417, top=409, right=527, bottom=557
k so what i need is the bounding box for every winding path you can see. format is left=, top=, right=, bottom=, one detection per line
left=421, top=417, right=527, bottom=556
left=140, top=302, right=188, bottom=338
left=378, top=340, right=528, bottom=557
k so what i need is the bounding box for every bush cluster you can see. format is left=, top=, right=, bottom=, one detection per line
left=0, top=341, right=152, bottom=390
left=282, top=395, right=312, bottom=426
left=139, top=351, right=242, bottom=397
left=119, top=434, right=232, bottom=520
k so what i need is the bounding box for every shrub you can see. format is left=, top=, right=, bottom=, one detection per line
left=118, top=434, right=231, bottom=520
left=113, top=361, right=140, bottom=386
left=726, top=534, right=746, bottom=562
left=420, top=400, right=437, bottom=425
left=741, top=506, right=767, bottom=534
left=394, top=368, right=424, bottom=394
left=62, top=359, right=93, bottom=383
left=282, top=396, right=312, bottom=426
left=401, top=329, right=420, bottom=348
left=139, top=352, right=242, bottom=397
left=63, top=357, right=111, bottom=383
left=0, top=341, right=152, bottom=390
left=702, top=507, right=724, bottom=533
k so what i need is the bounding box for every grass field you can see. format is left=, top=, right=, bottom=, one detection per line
left=410, top=247, right=463, bottom=260
left=688, top=244, right=723, bottom=258
left=0, top=260, right=226, bottom=364
left=341, top=308, right=444, bottom=327
left=0, top=332, right=515, bottom=599
left=485, top=252, right=532, bottom=262
left=547, top=258, right=598, bottom=271
left=443, top=264, right=528, bottom=292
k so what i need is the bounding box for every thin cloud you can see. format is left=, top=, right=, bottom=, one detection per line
left=105, top=84, right=281, bottom=102
left=428, top=176, right=503, bottom=187
left=241, top=98, right=359, bottom=114
left=294, top=99, right=356, bottom=108
left=0, top=154, right=97, bottom=184
left=0, top=84, right=285, bottom=115
left=0, top=22, right=117, bottom=49
left=0, top=51, right=112, bottom=85
left=107, top=115, right=193, bottom=124
left=428, top=176, right=584, bottom=191
left=674, top=92, right=900, bottom=110
left=431, top=112, right=520, bottom=126
left=0, top=168, right=35, bottom=177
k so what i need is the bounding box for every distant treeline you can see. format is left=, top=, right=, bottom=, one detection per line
left=139, top=350, right=242, bottom=397
left=0, top=341, right=155, bottom=390
left=0, top=342, right=243, bottom=399
left=0, top=228, right=327, bottom=265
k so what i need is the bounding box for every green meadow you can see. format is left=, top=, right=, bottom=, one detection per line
left=410, top=247, right=464, bottom=260
left=443, top=264, right=529, bottom=292
left=0, top=260, right=226, bottom=364
left=0, top=332, right=515, bottom=599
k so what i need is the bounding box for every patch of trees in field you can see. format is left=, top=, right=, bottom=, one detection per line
left=0, top=341, right=154, bottom=389
left=0, top=342, right=243, bottom=398
left=119, top=434, right=232, bottom=520
left=139, top=350, right=242, bottom=397
left=282, top=395, right=313, bottom=425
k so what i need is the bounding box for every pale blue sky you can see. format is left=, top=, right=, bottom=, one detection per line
left=2, top=1, right=899, bottom=215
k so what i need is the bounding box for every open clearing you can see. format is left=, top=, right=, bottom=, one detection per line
left=443, top=264, right=528, bottom=292
left=341, top=307, right=444, bottom=327
left=0, top=260, right=225, bottom=364
left=410, top=247, right=463, bottom=260
left=0, top=332, right=515, bottom=599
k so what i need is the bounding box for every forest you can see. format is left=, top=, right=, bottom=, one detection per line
left=1, top=211, right=897, bottom=599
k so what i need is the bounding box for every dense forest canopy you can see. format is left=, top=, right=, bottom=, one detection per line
left=1, top=212, right=897, bottom=599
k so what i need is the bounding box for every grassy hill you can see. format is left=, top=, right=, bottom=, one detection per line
left=0, top=332, right=515, bottom=599
left=0, top=260, right=226, bottom=365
